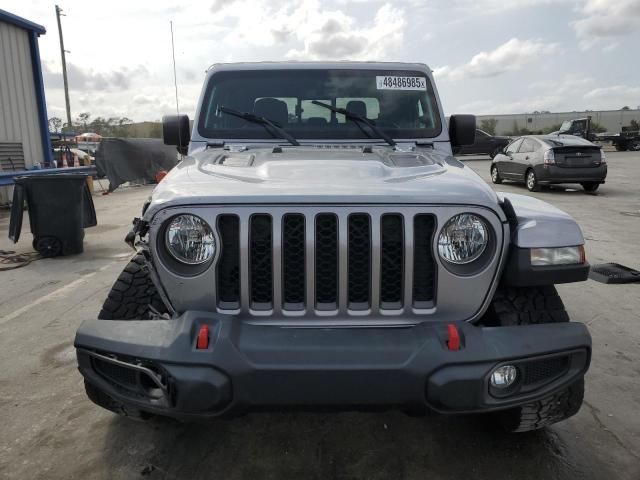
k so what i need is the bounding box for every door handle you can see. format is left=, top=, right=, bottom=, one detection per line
left=525, top=156, right=530, bottom=160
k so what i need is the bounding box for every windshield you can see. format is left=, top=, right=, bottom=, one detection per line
left=559, top=121, right=572, bottom=132
left=198, top=69, right=442, bottom=141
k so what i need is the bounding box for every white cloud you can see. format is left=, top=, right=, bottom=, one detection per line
left=572, top=0, right=640, bottom=49
left=584, top=85, right=640, bottom=108
left=434, top=38, right=558, bottom=81
left=285, top=3, right=406, bottom=60
left=450, top=0, right=570, bottom=14
left=208, top=0, right=406, bottom=61
left=456, top=78, right=638, bottom=114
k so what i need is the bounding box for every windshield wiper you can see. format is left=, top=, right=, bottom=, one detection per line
left=311, top=100, right=396, bottom=147
left=218, top=106, right=299, bottom=146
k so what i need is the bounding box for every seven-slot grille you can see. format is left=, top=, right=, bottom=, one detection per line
left=215, top=211, right=436, bottom=316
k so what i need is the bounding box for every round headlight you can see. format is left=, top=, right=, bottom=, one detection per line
left=438, top=213, right=488, bottom=265
left=165, top=215, right=216, bottom=265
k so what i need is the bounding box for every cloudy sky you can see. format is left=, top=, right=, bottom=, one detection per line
left=4, top=0, right=640, bottom=123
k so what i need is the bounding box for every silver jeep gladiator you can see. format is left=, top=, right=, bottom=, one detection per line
left=75, top=62, right=591, bottom=432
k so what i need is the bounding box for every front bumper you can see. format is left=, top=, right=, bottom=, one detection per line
left=75, top=312, right=591, bottom=419
left=535, top=164, right=607, bottom=184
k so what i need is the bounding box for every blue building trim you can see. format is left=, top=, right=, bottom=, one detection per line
left=28, top=31, right=53, bottom=166
left=0, top=9, right=46, bottom=35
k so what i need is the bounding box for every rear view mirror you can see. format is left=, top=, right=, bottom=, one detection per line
left=449, top=115, right=476, bottom=147
left=162, top=114, right=190, bottom=155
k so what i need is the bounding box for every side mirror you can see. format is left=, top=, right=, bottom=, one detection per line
left=162, top=114, right=190, bottom=155
left=449, top=114, right=476, bottom=147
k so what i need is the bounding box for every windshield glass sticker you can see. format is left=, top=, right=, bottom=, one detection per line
left=376, top=76, right=427, bottom=91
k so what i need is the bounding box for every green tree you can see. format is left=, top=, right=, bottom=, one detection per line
left=480, top=118, right=498, bottom=135
left=76, top=112, right=91, bottom=130
left=48, top=117, right=62, bottom=133
left=629, top=119, right=639, bottom=131
left=621, top=106, right=630, bottom=110
left=506, top=120, right=532, bottom=136
left=590, top=122, right=607, bottom=133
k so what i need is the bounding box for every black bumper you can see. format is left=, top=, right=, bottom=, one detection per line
left=75, top=312, right=591, bottom=419
left=534, top=164, right=607, bottom=184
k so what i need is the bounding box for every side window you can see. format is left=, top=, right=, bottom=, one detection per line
left=505, top=138, right=523, bottom=154
left=518, top=138, right=535, bottom=153
left=530, top=139, right=542, bottom=152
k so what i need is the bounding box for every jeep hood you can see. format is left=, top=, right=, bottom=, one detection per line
left=146, top=147, right=501, bottom=217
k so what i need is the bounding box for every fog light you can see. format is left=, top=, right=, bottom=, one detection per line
left=490, top=365, right=518, bottom=388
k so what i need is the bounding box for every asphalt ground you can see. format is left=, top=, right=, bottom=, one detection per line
left=0, top=152, right=639, bottom=480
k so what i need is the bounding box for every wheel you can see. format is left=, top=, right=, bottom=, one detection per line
left=581, top=182, right=600, bottom=192
left=498, top=378, right=584, bottom=433
left=614, top=143, right=628, bottom=151
left=98, top=253, right=168, bottom=320
left=525, top=169, right=540, bottom=192
left=628, top=140, right=640, bottom=151
left=490, top=165, right=503, bottom=184
left=482, top=286, right=584, bottom=432
left=34, top=236, right=63, bottom=257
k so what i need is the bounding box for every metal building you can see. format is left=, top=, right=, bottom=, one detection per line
left=0, top=9, right=52, bottom=204
left=476, top=109, right=640, bottom=136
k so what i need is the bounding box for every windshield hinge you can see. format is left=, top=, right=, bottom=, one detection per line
left=225, top=144, right=248, bottom=152
left=394, top=142, right=416, bottom=152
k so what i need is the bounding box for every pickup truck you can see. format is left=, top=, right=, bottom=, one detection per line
left=556, top=117, right=640, bottom=151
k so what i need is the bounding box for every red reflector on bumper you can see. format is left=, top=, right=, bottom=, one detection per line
left=196, top=325, right=209, bottom=350
left=447, top=324, right=460, bottom=351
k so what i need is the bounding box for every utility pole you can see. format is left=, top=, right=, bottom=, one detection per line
left=55, top=5, right=72, bottom=131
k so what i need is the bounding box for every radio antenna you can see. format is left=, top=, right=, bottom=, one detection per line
left=170, top=21, right=183, bottom=155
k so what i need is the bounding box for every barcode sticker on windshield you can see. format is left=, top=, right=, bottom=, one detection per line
left=376, top=76, right=427, bottom=91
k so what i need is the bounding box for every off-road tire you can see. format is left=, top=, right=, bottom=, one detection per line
left=498, top=378, right=584, bottom=432
left=84, top=380, right=149, bottom=420
left=581, top=182, right=600, bottom=193
left=614, top=144, right=627, bottom=151
left=486, top=285, right=570, bottom=326
left=98, top=253, right=167, bottom=320
left=484, top=286, right=584, bottom=432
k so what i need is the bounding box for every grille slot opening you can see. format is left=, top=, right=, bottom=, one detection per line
left=250, top=214, right=273, bottom=310
left=93, top=357, right=138, bottom=389
left=315, top=214, right=338, bottom=310
left=282, top=214, right=306, bottom=310
left=380, top=214, right=404, bottom=309
left=217, top=215, right=240, bottom=309
left=91, top=356, right=167, bottom=401
left=348, top=214, right=371, bottom=310
left=523, top=356, right=570, bottom=386
left=413, top=214, right=436, bottom=307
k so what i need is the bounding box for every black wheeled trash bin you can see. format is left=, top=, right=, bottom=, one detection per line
left=8, top=174, right=97, bottom=257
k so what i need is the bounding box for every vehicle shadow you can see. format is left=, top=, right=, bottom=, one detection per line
left=498, top=182, right=601, bottom=196
left=99, top=410, right=616, bottom=480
